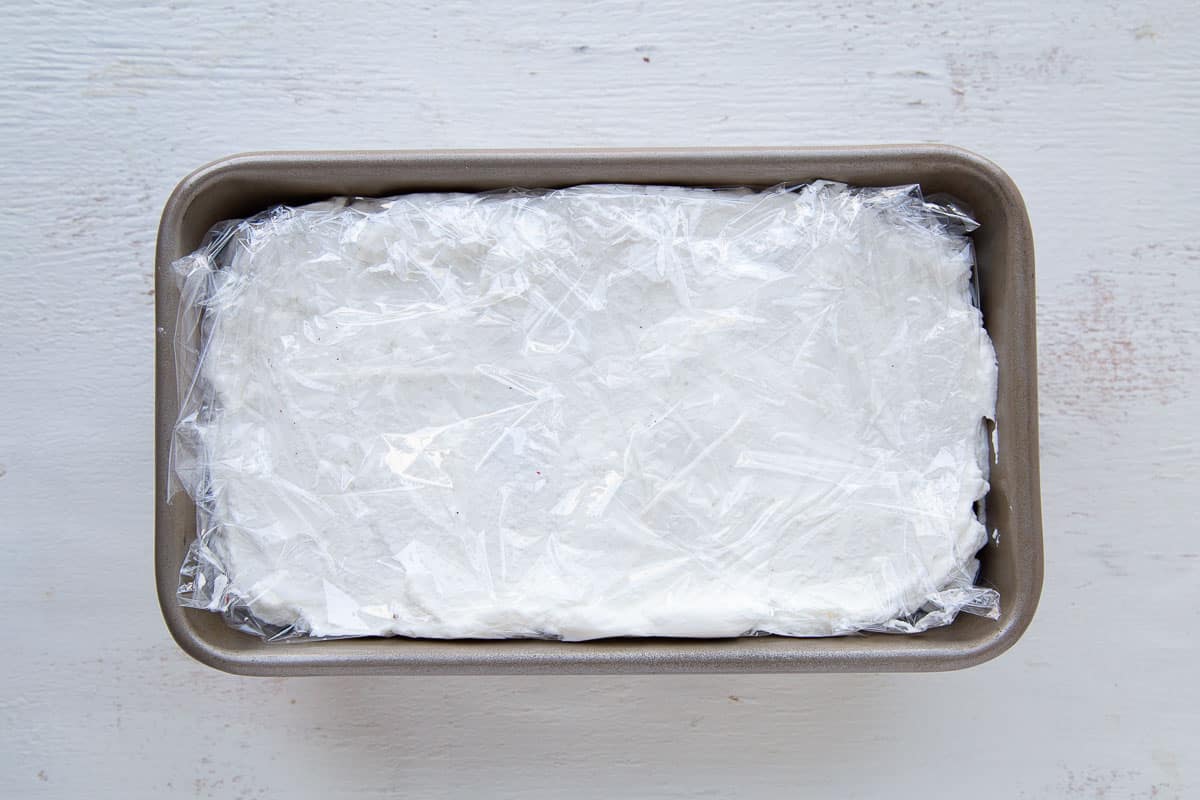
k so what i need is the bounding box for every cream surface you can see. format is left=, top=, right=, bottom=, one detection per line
left=174, top=183, right=999, bottom=639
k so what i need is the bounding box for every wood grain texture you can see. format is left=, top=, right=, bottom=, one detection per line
left=1, top=0, right=1196, bottom=797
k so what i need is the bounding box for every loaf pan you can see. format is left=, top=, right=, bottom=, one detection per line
left=155, top=146, right=1042, bottom=675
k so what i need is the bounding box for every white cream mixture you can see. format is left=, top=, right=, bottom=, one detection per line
left=174, top=183, right=999, bottom=639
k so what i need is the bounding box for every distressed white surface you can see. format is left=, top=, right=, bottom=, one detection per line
left=0, top=1, right=1196, bottom=797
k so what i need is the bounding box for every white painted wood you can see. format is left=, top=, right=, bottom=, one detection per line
left=1, top=0, right=1196, bottom=797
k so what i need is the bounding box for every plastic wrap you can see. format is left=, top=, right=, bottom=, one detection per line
left=170, top=182, right=1000, bottom=641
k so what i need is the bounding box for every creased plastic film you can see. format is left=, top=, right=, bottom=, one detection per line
left=171, top=183, right=1000, bottom=641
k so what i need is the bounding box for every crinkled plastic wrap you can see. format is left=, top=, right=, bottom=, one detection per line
left=170, top=182, right=1000, bottom=641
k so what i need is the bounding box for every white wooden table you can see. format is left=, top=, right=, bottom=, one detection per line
left=2, top=2, right=1196, bottom=797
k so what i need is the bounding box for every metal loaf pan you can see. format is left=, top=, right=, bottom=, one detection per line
left=155, top=146, right=1042, bottom=675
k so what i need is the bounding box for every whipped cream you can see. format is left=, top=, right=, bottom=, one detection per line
left=174, top=183, right=999, bottom=640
